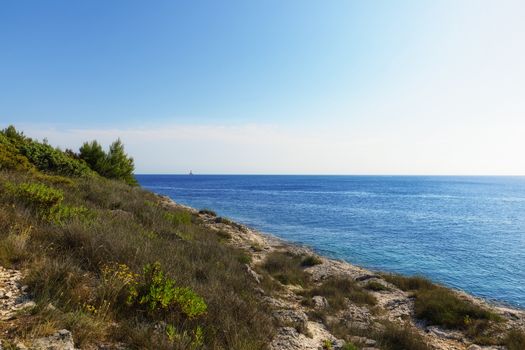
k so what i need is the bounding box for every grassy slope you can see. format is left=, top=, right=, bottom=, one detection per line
left=0, top=130, right=275, bottom=349
left=1, top=127, right=524, bottom=350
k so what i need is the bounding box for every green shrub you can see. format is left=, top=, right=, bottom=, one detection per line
left=376, top=322, right=431, bottom=350
left=261, top=251, right=309, bottom=286
left=6, top=182, right=93, bottom=224
left=302, top=276, right=376, bottom=310
left=365, top=281, right=391, bottom=291
left=0, top=133, right=34, bottom=172
left=342, top=343, right=358, bottom=350
left=301, top=255, right=322, bottom=267
left=414, top=286, right=499, bottom=330
left=13, top=182, right=64, bottom=209
left=237, top=253, right=252, bottom=264
left=198, top=209, right=217, bottom=216
left=165, top=211, right=192, bottom=226
left=128, top=262, right=207, bottom=319
left=382, top=274, right=434, bottom=291
left=20, top=140, right=93, bottom=177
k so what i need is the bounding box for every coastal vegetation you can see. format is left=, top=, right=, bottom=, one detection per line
left=383, top=274, right=503, bottom=344
left=0, top=126, right=275, bottom=348
left=1, top=125, right=524, bottom=349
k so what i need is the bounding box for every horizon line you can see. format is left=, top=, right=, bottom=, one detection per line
left=135, top=173, right=525, bottom=177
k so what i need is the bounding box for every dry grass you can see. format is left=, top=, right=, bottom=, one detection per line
left=302, top=276, right=376, bottom=311
left=0, top=169, right=276, bottom=349
left=261, top=251, right=310, bottom=286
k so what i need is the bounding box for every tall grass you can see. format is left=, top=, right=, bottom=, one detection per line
left=0, top=170, right=276, bottom=348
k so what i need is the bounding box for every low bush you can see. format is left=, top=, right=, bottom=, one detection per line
left=326, top=319, right=430, bottom=350
left=12, top=182, right=64, bottom=209
left=261, top=251, right=309, bottom=286
left=0, top=133, right=34, bottom=172
left=199, top=209, right=217, bottom=216
left=20, top=140, right=93, bottom=177
left=414, top=287, right=499, bottom=330
left=382, top=273, right=500, bottom=339
left=128, top=262, right=207, bottom=319
left=375, top=322, right=431, bottom=350
left=365, top=281, right=391, bottom=292
left=165, top=211, right=193, bottom=226
left=302, top=277, right=376, bottom=310
left=301, top=255, right=322, bottom=267
left=382, top=274, right=434, bottom=291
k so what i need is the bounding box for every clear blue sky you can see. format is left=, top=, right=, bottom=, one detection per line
left=1, top=1, right=524, bottom=174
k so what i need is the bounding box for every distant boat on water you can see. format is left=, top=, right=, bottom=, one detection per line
left=189, top=170, right=194, bottom=175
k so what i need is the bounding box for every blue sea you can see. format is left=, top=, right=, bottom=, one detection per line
left=137, top=175, right=525, bottom=308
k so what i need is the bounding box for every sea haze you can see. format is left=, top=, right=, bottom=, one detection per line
left=137, top=175, right=525, bottom=308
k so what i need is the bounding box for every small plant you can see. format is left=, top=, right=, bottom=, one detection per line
left=322, top=339, right=333, bottom=349
left=301, top=255, right=322, bottom=267
left=414, top=286, right=499, bottom=330
left=382, top=274, right=434, bottom=291
left=262, top=251, right=309, bottom=286
left=237, top=253, right=252, bottom=264
left=13, top=182, right=64, bottom=209
left=375, top=321, right=431, bottom=350
left=365, top=280, right=391, bottom=292
left=128, top=262, right=207, bottom=319
left=199, top=208, right=217, bottom=216
left=165, top=211, right=192, bottom=226
left=302, top=276, right=377, bottom=310
left=342, top=342, right=358, bottom=350
left=215, top=230, right=232, bottom=241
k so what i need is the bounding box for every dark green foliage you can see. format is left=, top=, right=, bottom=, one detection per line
left=301, top=255, right=322, bottom=267
left=104, top=139, right=137, bottom=185
left=79, top=139, right=137, bottom=185
left=198, top=209, right=217, bottom=216
left=78, top=141, right=106, bottom=173
left=1, top=125, right=94, bottom=177
left=20, top=140, right=93, bottom=177
left=0, top=133, right=34, bottom=172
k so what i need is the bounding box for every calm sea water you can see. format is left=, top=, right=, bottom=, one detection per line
left=137, top=175, right=525, bottom=308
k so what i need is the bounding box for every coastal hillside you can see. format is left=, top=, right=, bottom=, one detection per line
left=0, top=126, right=524, bottom=350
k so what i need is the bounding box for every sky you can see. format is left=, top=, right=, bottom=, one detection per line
left=1, top=0, right=524, bottom=174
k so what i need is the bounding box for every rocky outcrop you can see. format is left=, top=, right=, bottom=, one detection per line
left=178, top=198, right=525, bottom=350
left=0, top=266, right=78, bottom=349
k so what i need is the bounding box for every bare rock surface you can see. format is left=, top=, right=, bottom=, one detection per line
left=173, top=195, right=525, bottom=350
left=0, top=266, right=78, bottom=349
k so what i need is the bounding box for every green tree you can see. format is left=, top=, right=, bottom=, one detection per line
left=79, top=140, right=107, bottom=174
left=79, top=139, right=137, bottom=185
left=105, top=139, right=137, bottom=185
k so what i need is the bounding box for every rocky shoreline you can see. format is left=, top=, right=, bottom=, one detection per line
left=161, top=195, right=525, bottom=350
